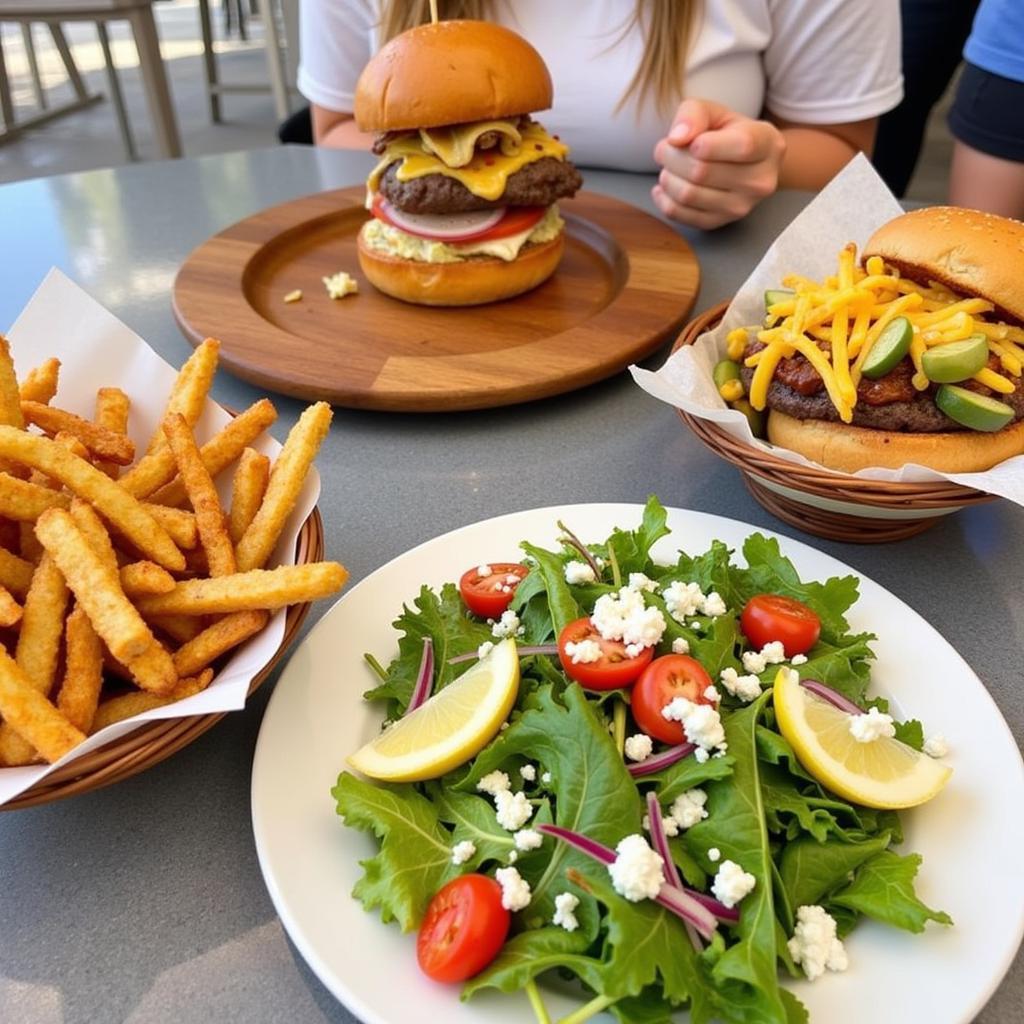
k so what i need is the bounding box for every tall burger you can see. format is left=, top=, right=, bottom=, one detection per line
left=733, top=207, right=1024, bottom=472
left=353, top=19, right=582, bottom=306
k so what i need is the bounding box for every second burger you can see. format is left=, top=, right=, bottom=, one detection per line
left=354, top=19, right=582, bottom=307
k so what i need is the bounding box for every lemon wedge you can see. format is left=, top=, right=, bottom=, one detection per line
left=773, top=668, right=951, bottom=809
left=348, top=638, right=520, bottom=782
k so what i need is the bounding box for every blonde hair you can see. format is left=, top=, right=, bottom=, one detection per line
left=379, top=1, right=701, bottom=114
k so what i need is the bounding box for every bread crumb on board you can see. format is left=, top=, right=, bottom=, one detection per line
left=322, top=272, right=359, bottom=300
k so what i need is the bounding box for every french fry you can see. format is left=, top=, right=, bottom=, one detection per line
left=135, top=562, right=347, bottom=616
left=162, top=412, right=235, bottom=577
left=69, top=498, right=119, bottom=577
left=120, top=560, right=176, bottom=597
left=0, top=428, right=185, bottom=572
left=146, top=613, right=204, bottom=645
left=0, top=584, right=22, bottom=627
left=89, top=668, right=213, bottom=732
left=120, top=398, right=276, bottom=501
left=142, top=503, right=198, bottom=550
left=15, top=553, right=69, bottom=691
left=0, top=337, right=25, bottom=430
left=122, top=638, right=178, bottom=695
left=228, top=448, right=270, bottom=546
left=235, top=402, right=332, bottom=571
left=0, top=645, right=84, bottom=763
left=94, top=386, right=130, bottom=479
left=0, top=517, right=20, bottom=551
left=19, top=358, right=61, bottom=405
left=54, top=431, right=90, bottom=459
left=0, top=545, right=34, bottom=598
left=34, top=508, right=153, bottom=663
left=19, top=522, right=43, bottom=564
left=144, top=338, right=220, bottom=457
left=172, top=609, right=268, bottom=677
left=21, top=401, right=135, bottom=465
left=0, top=472, right=70, bottom=521
left=56, top=605, right=104, bottom=733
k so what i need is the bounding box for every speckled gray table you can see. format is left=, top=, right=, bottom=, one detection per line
left=0, top=147, right=1020, bottom=1024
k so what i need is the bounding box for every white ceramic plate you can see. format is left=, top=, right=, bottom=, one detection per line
left=251, top=504, right=1024, bottom=1024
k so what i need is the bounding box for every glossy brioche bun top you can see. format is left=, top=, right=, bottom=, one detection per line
left=864, top=206, right=1024, bottom=325
left=354, top=20, right=553, bottom=132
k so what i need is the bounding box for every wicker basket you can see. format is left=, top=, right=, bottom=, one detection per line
left=2, top=507, right=325, bottom=811
left=672, top=302, right=995, bottom=543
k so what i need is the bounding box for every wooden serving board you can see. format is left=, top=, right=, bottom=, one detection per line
left=172, top=187, right=699, bottom=412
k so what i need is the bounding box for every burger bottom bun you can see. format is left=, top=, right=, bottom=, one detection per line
left=767, top=410, right=1024, bottom=473
left=356, top=229, right=564, bottom=307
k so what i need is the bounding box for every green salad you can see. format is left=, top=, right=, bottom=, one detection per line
left=333, top=498, right=951, bottom=1024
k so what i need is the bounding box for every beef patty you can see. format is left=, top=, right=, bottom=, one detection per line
left=377, top=157, right=583, bottom=214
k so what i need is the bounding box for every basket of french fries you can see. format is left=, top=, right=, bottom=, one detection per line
left=634, top=156, right=1024, bottom=544
left=0, top=271, right=347, bottom=809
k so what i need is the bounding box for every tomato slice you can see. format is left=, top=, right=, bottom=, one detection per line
left=740, top=594, right=821, bottom=657
left=459, top=563, right=529, bottom=619
left=372, top=194, right=545, bottom=244
left=417, top=874, right=510, bottom=983
left=631, top=654, right=715, bottom=744
left=556, top=617, right=654, bottom=691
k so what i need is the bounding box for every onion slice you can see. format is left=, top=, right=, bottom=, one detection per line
left=645, top=792, right=702, bottom=950
left=800, top=679, right=863, bottom=715
left=406, top=637, right=434, bottom=714
left=627, top=742, right=695, bottom=776
left=377, top=198, right=504, bottom=241
left=687, top=888, right=740, bottom=924
left=448, top=644, right=558, bottom=666
left=536, top=824, right=718, bottom=940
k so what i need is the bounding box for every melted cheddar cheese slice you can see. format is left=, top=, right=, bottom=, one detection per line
left=419, top=120, right=522, bottom=168
left=367, top=122, right=569, bottom=202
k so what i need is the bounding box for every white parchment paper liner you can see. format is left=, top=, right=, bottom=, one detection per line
left=0, top=269, right=321, bottom=805
left=631, top=155, right=1024, bottom=505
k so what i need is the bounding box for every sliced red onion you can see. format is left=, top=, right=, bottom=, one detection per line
left=687, top=888, right=740, bottom=924
left=556, top=519, right=602, bottom=579
left=627, top=742, right=695, bottom=776
left=406, top=638, right=434, bottom=714
left=800, top=679, right=863, bottom=715
left=448, top=644, right=559, bottom=666
left=645, top=791, right=683, bottom=890
left=379, top=199, right=504, bottom=240
left=536, top=824, right=717, bottom=940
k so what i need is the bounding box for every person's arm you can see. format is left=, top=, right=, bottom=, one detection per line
left=771, top=115, right=877, bottom=192
left=311, top=103, right=374, bottom=149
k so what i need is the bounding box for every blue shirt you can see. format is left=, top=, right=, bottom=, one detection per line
left=965, top=0, right=1024, bottom=83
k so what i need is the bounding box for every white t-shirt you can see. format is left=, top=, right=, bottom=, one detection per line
left=298, top=0, right=903, bottom=172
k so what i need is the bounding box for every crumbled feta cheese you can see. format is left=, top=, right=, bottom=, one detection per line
left=707, top=847, right=721, bottom=863
left=476, top=564, right=492, bottom=577
left=671, top=636, right=690, bottom=655
left=690, top=620, right=704, bottom=632
left=541, top=771, right=552, bottom=784
left=741, top=649, right=767, bottom=674
left=670, top=788, right=709, bottom=829
left=283, top=289, right=303, bottom=303
left=492, top=609, right=523, bottom=638
left=742, top=641, right=787, bottom=674
left=628, top=572, right=658, bottom=592
left=641, top=811, right=680, bottom=838
left=322, top=271, right=358, bottom=299
left=451, top=840, right=476, bottom=865
left=477, top=640, right=495, bottom=660
left=848, top=707, right=896, bottom=743
left=495, top=789, right=534, bottom=831
left=787, top=905, right=849, bottom=981
left=790, top=653, right=808, bottom=666
left=608, top=834, right=665, bottom=902
left=662, top=697, right=726, bottom=756
left=923, top=733, right=949, bottom=759
left=564, top=638, right=603, bottom=664
left=552, top=891, right=580, bottom=932
left=519, top=763, right=537, bottom=782
left=477, top=770, right=510, bottom=796
left=624, top=733, right=654, bottom=762
left=703, top=685, right=721, bottom=704
left=694, top=747, right=710, bottom=763
left=590, top=586, right=666, bottom=654
left=564, top=560, right=597, bottom=585
left=719, top=667, right=762, bottom=702
left=661, top=580, right=705, bottom=622
left=508, top=850, right=518, bottom=863
left=700, top=591, right=727, bottom=617
left=711, top=859, right=756, bottom=908
left=513, top=828, right=543, bottom=851
left=495, top=866, right=532, bottom=911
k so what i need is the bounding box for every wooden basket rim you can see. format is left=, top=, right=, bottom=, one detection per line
left=672, top=301, right=996, bottom=509
left=1, top=505, right=325, bottom=811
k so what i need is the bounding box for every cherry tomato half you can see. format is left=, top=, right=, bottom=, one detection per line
left=417, top=874, right=510, bottom=983
left=740, top=594, right=821, bottom=657
left=459, top=563, right=529, bottom=619
left=556, top=617, right=654, bottom=691
left=631, top=654, right=715, bottom=744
